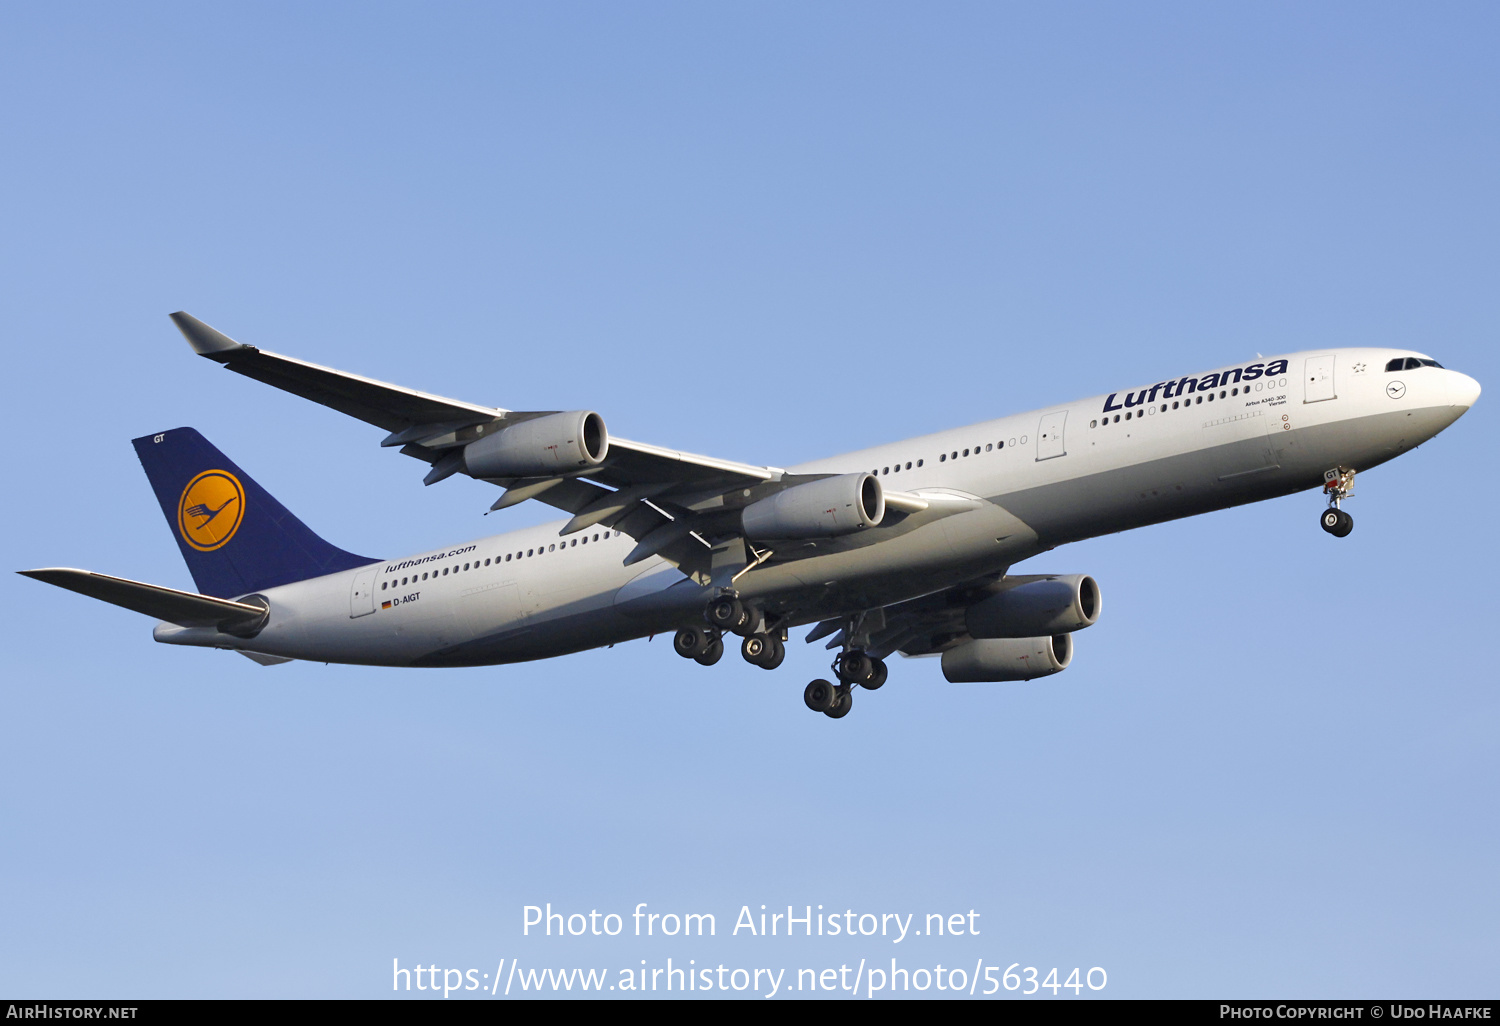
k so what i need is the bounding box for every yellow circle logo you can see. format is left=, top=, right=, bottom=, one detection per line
left=177, top=470, right=246, bottom=551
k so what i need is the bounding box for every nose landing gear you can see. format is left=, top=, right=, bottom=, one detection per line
left=1320, top=508, right=1353, bottom=537
left=1320, top=467, right=1356, bottom=538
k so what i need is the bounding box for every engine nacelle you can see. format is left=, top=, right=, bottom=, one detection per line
left=941, top=634, right=1073, bottom=683
left=964, top=574, right=1100, bottom=639
left=741, top=473, right=885, bottom=540
left=463, top=411, right=608, bottom=479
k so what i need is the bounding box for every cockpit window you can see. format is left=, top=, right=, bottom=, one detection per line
left=1388, top=357, right=1444, bottom=371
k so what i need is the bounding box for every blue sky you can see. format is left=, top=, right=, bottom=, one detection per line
left=2, top=2, right=1496, bottom=999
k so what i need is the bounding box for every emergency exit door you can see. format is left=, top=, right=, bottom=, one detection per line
left=1036, top=411, right=1068, bottom=461
left=1304, top=355, right=1336, bottom=403
left=350, top=567, right=377, bottom=618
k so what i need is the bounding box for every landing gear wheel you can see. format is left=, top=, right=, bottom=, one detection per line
left=707, top=595, right=742, bottom=630
left=836, top=651, right=874, bottom=685
left=742, top=634, right=787, bottom=670
left=762, top=635, right=785, bottom=670
left=863, top=657, right=888, bottom=691
left=804, top=679, right=836, bottom=713
left=1320, top=508, right=1354, bottom=537
left=694, top=637, right=724, bottom=666
left=707, top=595, right=753, bottom=635
left=825, top=685, right=854, bottom=719
left=741, top=634, right=768, bottom=665
left=674, top=625, right=710, bottom=659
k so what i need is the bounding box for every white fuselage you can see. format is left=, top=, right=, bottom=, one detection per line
left=154, top=348, right=1479, bottom=667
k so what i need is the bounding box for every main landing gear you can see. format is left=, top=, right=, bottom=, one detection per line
left=799, top=649, right=888, bottom=720
left=1320, top=467, right=1356, bottom=538
left=685, top=592, right=892, bottom=721
left=676, top=593, right=785, bottom=670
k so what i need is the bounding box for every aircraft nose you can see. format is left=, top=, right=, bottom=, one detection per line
left=1449, top=371, right=1482, bottom=409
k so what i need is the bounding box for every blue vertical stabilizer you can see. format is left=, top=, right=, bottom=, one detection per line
left=132, top=427, right=378, bottom=598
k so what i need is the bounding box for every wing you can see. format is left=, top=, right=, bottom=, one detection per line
left=171, top=312, right=788, bottom=575
left=171, top=313, right=948, bottom=580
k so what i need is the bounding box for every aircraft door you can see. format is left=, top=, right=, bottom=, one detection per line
left=1304, top=355, right=1336, bottom=403
left=1036, top=411, right=1068, bottom=461
left=349, top=567, right=377, bottom=618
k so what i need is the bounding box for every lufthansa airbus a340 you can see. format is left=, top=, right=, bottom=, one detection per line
left=22, top=314, right=1481, bottom=719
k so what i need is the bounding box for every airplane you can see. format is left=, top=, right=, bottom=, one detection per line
left=20, top=314, right=1481, bottom=719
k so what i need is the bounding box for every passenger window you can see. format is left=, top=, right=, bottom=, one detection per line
left=1125, top=412, right=1132, bottom=420
left=917, top=459, right=923, bottom=467
left=986, top=443, right=993, bottom=451
left=962, top=449, right=969, bottom=457
left=905, top=462, right=912, bottom=470
left=1089, top=420, right=1097, bottom=428
left=940, top=453, right=946, bottom=461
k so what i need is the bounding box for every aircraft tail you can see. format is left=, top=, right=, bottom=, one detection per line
left=132, top=427, right=378, bottom=598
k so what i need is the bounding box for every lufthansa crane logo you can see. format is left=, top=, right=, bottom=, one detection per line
left=177, top=470, right=245, bottom=551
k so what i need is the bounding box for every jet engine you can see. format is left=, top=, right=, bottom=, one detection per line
left=964, top=574, right=1100, bottom=639
left=463, top=411, right=608, bottom=479
left=940, top=634, right=1072, bottom=683
left=741, top=473, right=885, bottom=540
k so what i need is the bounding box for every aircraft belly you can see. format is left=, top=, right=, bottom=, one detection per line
left=998, top=405, right=1459, bottom=546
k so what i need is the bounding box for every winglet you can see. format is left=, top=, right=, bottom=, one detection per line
left=170, top=312, right=249, bottom=356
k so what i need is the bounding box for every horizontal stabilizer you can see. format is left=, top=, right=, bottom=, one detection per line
left=19, top=568, right=268, bottom=634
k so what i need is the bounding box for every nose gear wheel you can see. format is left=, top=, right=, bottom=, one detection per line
left=1320, top=467, right=1356, bottom=538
